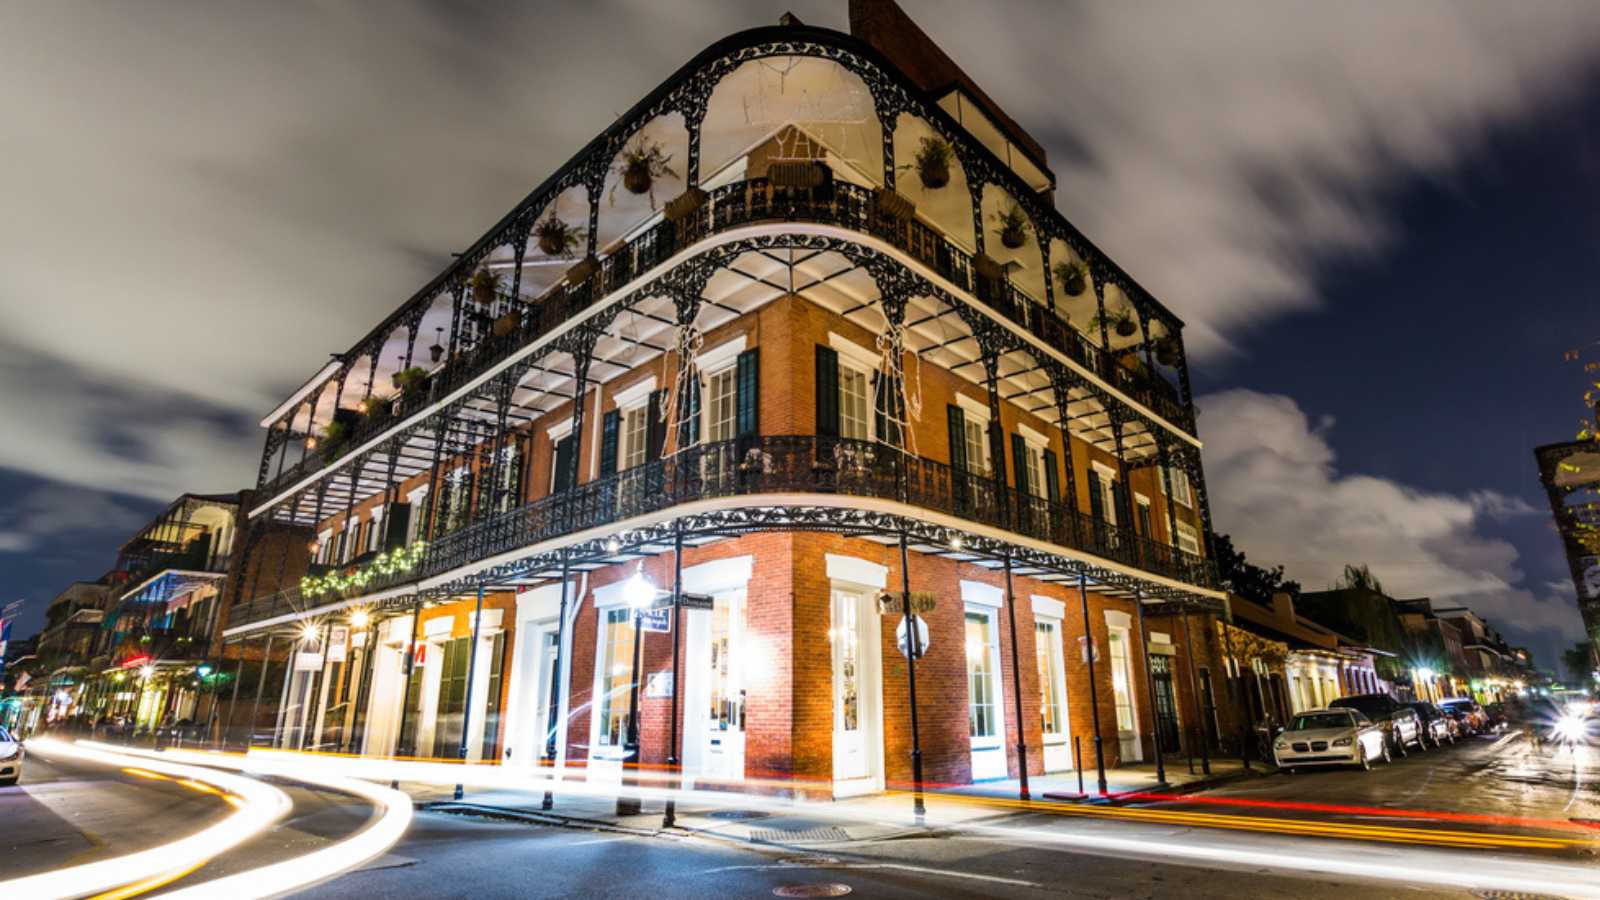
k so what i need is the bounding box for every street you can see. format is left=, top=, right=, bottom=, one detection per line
left=4, top=730, right=1599, bottom=898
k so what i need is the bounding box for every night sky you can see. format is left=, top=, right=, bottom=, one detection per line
left=3, top=1, right=1597, bottom=671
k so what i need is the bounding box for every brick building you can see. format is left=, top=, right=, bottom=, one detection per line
left=218, top=0, right=1231, bottom=798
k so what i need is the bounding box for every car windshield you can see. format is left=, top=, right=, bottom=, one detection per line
left=1289, top=713, right=1352, bottom=731
left=1330, top=696, right=1385, bottom=717
left=1440, top=700, right=1471, bottom=712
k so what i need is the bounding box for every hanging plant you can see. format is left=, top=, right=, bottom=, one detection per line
left=611, top=139, right=678, bottom=208
left=993, top=203, right=1029, bottom=250
left=536, top=215, right=583, bottom=258
left=361, top=394, right=394, bottom=419
left=320, top=419, right=350, bottom=456
left=394, top=366, right=430, bottom=392
left=1094, top=309, right=1138, bottom=339
left=898, top=136, right=952, bottom=190
left=1053, top=259, right=1088, bottom=298
left=492, top=310, right=520, bottom=338
left=1154, top=335, right=1180, bottom=367
left=469, top=268, right=502, bottom=306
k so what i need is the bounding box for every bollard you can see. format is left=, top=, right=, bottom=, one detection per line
left=1074, top=736, right=1084, bottom=797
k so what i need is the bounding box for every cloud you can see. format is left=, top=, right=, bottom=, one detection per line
left=1200, top=389, right=1585, bottom=665
left=0, top=484, right=150, bottom=556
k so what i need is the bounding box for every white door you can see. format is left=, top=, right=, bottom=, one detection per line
left=965, top=607, right=1007, bottom=780
left=831, top=587, right=870, bottom=783
left=1108, top=628, right=1142, bottom=762
left=1036, top=619, right=1071, bottom=772
left=528, top=625, right=560, bottom=765
left=684, top=590, right=747, bottom=782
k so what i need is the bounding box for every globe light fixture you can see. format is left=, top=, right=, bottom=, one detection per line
left=300, top=622, right=320, bottom=644
left=139, top=665, right=155, bottom=679
left=350, top=609, right=370, bottom=629
left=623, top=564, right=656, bottom=609
left=1415, top=667, right=1436, bottom=681
left=196, top=664, right=213, bottom=678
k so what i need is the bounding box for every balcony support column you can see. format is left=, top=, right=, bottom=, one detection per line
left=1077, top=571, right=1109, bottom=795
left=479, top=377, right=515, bottom=527
left=981, top=348, right=1010, bottom=528
left=1107, top=409, right=1140, bottom=567
left=968, top=178, right=987, bottom=258
left=1181, top=604, right=1212, bottom=774
left=542, top=553, right=572, bottom=811
left=422, top=412, right=452, bottom=543
left=1039, top=232, right=1055, bottom=313
left=1132, top=586, right=1167, bottom=785
left=1048, top=368, right=1082, bottom=519
left=446, top=276, right=468, bottom=362
left=507, top=225, right=530, bottom=304
left=1002, top=555, right=1030, bottom=800
left=391, top=593, right=424, bottom=785
left=454, top=582, right=486, bottom=799
left=1091, top=271, right=1111, bottom=351
left=1172, top=326, right=1194, bottom=410
left=247, top=633, right=274, bottom=750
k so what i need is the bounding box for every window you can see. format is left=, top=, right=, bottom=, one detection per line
left=1093, top=466, right=1118, bottom=525
left=833, top=590, right=861, bottom=732
left=963, top=419, right=989, bottom=477
left=595, top=608, right=635, bottom=748
left=620, top=405, right=649, bottom=470
left=432, top=635, right=471, bottom=758
left=1025, top=443, right=1046, bottom=498
left=1036, top=620, right=1065, bottom=737
left=1175, top=521, right=1201, bottom=555
left=1163, top=466, right=1193, bottom=507
left=704, top=366, right=737, bottom=442
left=838, top=365, right=871, bottom=441
left=1109, top=630, right=1134, bottom=731
left=496, top=445, right=523, bottom=512
left=406, top=488, right=429, bottom=545
left=366, top=514, right=383, bottom=554
left=708, top=593, right=745, bottom=733
left=480, top=632, right=506, bottom=759
left=966, top=611, right=998, bottom=738
left=1136, top=496, right=1153, bottom=538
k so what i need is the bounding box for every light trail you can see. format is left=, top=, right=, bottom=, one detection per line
left=83, top=742, right=414, bottom=900
left=0, top=739, right=291, bottom=900
left=227, top=748, right=1600, bottom=897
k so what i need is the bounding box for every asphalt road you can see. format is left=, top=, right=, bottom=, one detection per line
left=6, top=730, right=1596, bottom=898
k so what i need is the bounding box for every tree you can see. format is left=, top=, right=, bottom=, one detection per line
left=1335, top=563, right=1384, bottom=594
left=1213, top=533, right=1302, bottom=605
left=1562, top=642, right=1594, bottom=685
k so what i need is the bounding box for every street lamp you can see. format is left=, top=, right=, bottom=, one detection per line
left=350, top=609, right=370, bottom=629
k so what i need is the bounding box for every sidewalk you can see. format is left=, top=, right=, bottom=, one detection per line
left=404, top=756, right=1270, bottom=848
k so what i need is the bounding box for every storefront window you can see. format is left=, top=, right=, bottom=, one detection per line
left=708, top=594, right=745, bottom=732
left=1036, top=620, right=1064, bottom=736
left=1109, top=630, right=1134, bottom=731
left=596, top=609, right=634, bottom=748
left=966, top=611, right=996, bottom=738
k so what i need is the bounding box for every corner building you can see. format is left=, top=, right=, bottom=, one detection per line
left=221, top=0, right=1231, bottom=797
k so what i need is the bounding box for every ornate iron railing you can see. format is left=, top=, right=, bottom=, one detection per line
left=233, top=436, right=1214, bottom=630
left=261, top=177, right=1193, bottom=496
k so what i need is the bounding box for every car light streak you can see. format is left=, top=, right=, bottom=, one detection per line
left=227, top=748, right=1600, bottom=896
left=0, top=739, right=290, bottom=900
left=82, top=743, right=414, bottom=900
left=1116, top=790, right=1600, bottom=834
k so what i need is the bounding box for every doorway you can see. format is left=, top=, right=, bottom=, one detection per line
left=830, top=585, right=882, bottom=794
left=1150, top=654, right=1182, bottom=755
left=683, top=589, right=747, bottom=782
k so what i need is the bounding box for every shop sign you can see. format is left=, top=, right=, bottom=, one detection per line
left=1078, top=635, right=1100, bottom=664
left=896, top=615, right=929, bottom=660
left=646, top=672, right=673, bottom=698
left=326, top=626, right=349, bottom=663
left=637, top=607, right=672, bottom=633
left=877, top=590, right=937, bottom=616
left=648, top=592, right=714, bottom=612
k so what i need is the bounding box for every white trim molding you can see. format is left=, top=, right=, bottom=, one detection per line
left=960, top=580, right=1004, bottom=609
left=698, top=335, right=748, bottom=374
left=825, top=553, right=887, bottom=590
left=1031, top=594, right=1066, bottom=620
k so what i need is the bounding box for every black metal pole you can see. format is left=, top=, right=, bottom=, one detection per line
left=898, top=531, right=926, bottom=822
left=1222, top=617, right=1250, bottom=771
left=220, top=642, right=246, bottom=748
left=1077, top=572, right=1108, bottom=795
left=619, top=571, right=647, bottom=817
left=1181, top=606, right=1211, bottom=776
left=391, top=594, right=424, bottom=789
left=1002, top=556, right=1030, bottom=801
left=664, top=525, right=684, bottom=828
left=454, top=584, right=487, bottom=800
left=542, top=556, right=572, bottom=811
left=1133, top=589, right=1166, bottom=785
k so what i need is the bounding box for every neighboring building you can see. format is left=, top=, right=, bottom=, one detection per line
left=1223, top=592, right=1385, bottom=725
left=218, top=0, right=1230, bottom=796
left=1535, top=435, right=1600, bottom=671
left=36, top=579, right=114, bottom=669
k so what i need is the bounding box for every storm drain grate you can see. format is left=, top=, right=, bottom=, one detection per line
left=751, top=826, right=852, bottom=844
left=773, top=884, right=852, bottom=897
left=1473, top=892, right=1568, bottom=900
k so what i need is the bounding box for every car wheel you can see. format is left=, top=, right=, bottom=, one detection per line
left=0, top=776, right=16, bottom=787
left=1381, top=742, right=1393, bottom=764
left=1394, top=737, right=1407, bottom=758
left=1359, top=749, right=1372, bottom=771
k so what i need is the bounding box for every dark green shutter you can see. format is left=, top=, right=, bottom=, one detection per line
left=553, top=435, right=575, bottom=491
left=815, top=345, right=839, bottom=438
left=599, top=410, right=620, bottom=477
left=1011, top=434, right=1028, bottom=495
left=873, top=372, right=887, bottom=441
left=1044, top=449, right=1060, bottom=503
left=646, top=389, right=666, bottom=460
left=735, top=348, right=759, bottom=438
left=1112, top=480, right=1126, bottom=525
left=383, top=503, right=410, bottom=550
left=1087, top=468, right=1104, bottom=520
left=947, top=405, right=967, bottom=472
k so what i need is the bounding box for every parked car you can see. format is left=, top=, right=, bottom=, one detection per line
left=0, top=727, right=23, bottom=786
left=1406, top=701, right=1456, bottom=747
left=1329, top=694, right=1425, bottom=755
left=1439, top=698, right=1487, bottom=735
left=1274, top=709, right=1390, bottom=771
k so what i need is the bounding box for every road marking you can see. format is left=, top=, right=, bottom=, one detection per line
left=568, top=835, right=632, bottom=846
left=704, top=861, right=1039, bottom=888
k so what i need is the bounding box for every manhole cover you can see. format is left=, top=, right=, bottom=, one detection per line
left=752, top=826, right=851, bottom=843
left=773, top=885, right=852, bottom=898
left=708, top=809, right=771, bottom=820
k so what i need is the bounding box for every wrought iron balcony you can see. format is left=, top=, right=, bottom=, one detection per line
left=261, top=176, right=1194, bottom=498
left=231, top=436, right=1215, bottom=631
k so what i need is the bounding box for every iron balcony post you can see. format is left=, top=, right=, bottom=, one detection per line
left=1077, top=572, right=1108, bottom=795
left=454, top=582, right=487, bottom=801
left=898, top=530, right=926, bottom=822
left=1003, top=555, right=1030, bottom=801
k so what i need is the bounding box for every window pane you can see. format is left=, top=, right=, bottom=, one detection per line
left=622, top=407, right=648, bottom=469
left=839, top=367, right=870, bottom=440
left=835, top=592, right=860, bottom=732
left=1109, top=631, right=1134, bottom=731
left=966, top=611, right=996, bottom=738
left=1036, top=621, right=1063, bottom=736
left=708, top=594, right=744, bottom=732
left=596, top=609, right=634, bottom=747
left=706, top=368, right=736, bottom=442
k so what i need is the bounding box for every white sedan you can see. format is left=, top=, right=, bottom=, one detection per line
left=0, top=727, right=21, bottom=785
left=1274, top=708, right=1389, bottom=771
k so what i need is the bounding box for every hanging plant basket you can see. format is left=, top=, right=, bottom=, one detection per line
left=1116, top=315, right=1138, bottom=338
left=900, top=136, right=952, bottom=190
left=1155, top=337, right=1180, bottom=367
left=394, top=367, right=430, bottom=393
left=536, top=215, right=582, bottom=258
left=492, top=311, right=520, bottom=338
left=469, top=268, right=501, bottom=306
left=994, top=203, right=1029, bottom=250
left=611, top=139, right=677, bottom=209
left=1053, top=260, right=1088, bottom=298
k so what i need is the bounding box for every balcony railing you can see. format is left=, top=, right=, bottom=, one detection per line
left=261, top=176, right=1194, bottom=497
left=232, top=436, right=1215, bottom=631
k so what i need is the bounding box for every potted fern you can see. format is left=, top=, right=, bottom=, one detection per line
left=1154, top=335, right=1180, bottom=367
left=1053, top=259, right=1088, bottom=298
left=994, top=203, right=1029, bottom=249
left=1094, top=309, right=1138, bottom=339
left=469, top=268, right=501, bottom=306
left=394, top=366, right=430, bottom=392
left=612, top=138, right=677, bottom=208
left=899, top=136, right=952, bottom=190
left=536, top=215, right=582, bottom=258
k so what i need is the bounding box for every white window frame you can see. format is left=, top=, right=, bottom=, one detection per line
left=829, top=333, right=877, bottom=443
left=1175, top=520, right=1201, bottom=556
left=1033, top=608, right=1068, bottom=743
left=405, top=486, right=429, bottom=546
left=620, top=404, right=650, bottom=470
left=956, top=394, right=992, bottom=477
left=366, top=508, right=385, bottom=554
left=1162, top=465, right=1193, bottom=508
left=1092, top=461, right=1118, bottom=526
left=703, top=365, right=738, bottom=443
left=1018, top=424, right=1048, bottom=498
left=342, top=519, right=359, bottom=563
left=316, top=530, right=332, bottom=565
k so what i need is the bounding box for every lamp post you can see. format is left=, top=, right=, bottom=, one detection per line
left=619, top=564, right=655, bottom=817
